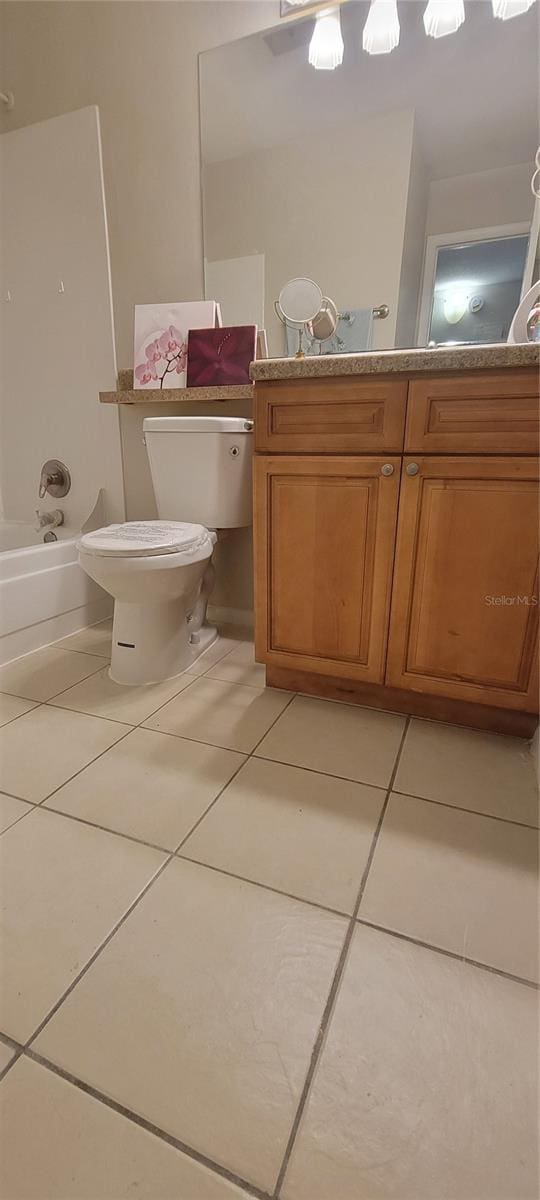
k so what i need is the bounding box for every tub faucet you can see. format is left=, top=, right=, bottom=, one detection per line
left=35, top=508, right=64, bottom=531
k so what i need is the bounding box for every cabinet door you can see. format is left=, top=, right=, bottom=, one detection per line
left=254, top=455, right=401, bottom=682
left=386, top=457, right=539, bottom=711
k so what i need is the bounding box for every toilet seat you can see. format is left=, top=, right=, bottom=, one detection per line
left=79, top=521, right=214, bottom=560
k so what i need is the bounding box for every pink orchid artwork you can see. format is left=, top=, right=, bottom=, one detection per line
left=133, top=302, right=222, bottom=390
left=187, top=326, right=257, bottom=387
left=134, top=326, right=187, bottom=389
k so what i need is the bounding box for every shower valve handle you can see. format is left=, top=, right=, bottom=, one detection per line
left=38, top=460, right=71, bottom=499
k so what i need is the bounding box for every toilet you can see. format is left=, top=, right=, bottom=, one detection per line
left=78, top=416, right=253, bottom=686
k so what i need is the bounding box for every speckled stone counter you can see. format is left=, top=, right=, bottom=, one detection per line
left=250, top=343, right=539, bottom=382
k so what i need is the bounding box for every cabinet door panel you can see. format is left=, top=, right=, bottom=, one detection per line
left=386, top=457, right=539, bottom=711
left=254, top=456, right=401, bottom=682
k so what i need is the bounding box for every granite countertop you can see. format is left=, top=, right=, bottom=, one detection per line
left=250, top=343, right=539, bottom=382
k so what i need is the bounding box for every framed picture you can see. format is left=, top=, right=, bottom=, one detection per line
left=133, top=301, right=221, bottom=389
left=187, top=326, right=257, bottom=387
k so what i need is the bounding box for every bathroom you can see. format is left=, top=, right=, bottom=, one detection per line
left=0, top=0, right=538, bottom=1196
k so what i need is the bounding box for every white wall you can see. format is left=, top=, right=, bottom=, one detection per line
left=0, top=1, right=278, bottom=613
left=426, top=162, right=534, bottom=237
left=203, top=109, right=416, bottom=357
left=0, top=106, right=124, bottom=536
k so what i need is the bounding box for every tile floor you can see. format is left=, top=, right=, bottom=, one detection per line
left=0, top=619, right=538, bottom=1199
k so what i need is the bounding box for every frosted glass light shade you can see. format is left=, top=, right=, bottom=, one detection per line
left=308, top=8, right=344, bottom=70
left=363, top=0, right=400, bottom=54
left=492, top=0, right=535, bottom=17
left=423, top=0, right=465, bottom=37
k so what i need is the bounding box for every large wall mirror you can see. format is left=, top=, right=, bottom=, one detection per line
left=199, top=0, right=539, bottom=357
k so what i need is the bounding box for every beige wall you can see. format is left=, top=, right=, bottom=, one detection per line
left=0, top=0, right=278, bottom=614
left=204, top=109, right=416, bottom=357
left=426, top=162, right=534, bottom=237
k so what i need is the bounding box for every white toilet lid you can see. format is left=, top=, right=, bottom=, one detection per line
left=79, top=521, right=213, bottom=559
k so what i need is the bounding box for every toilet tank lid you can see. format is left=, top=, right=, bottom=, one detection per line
left=143, top=416, right=252, bottom=434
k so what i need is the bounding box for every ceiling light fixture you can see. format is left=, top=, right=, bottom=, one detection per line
left=308, top=6, right=344, bottom=69
left=423, top=0, right=465, bottom=37
left=492, top=0, right=535, bottom=17
left=362, top=0, right=400, bottom=54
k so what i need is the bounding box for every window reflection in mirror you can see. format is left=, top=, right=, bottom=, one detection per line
left=426, top=234, right=529, bottom=346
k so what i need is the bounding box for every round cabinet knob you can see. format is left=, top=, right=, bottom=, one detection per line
left=406, top=462, right=420, bottom=476
left=380, top=463, right=394, bottom=477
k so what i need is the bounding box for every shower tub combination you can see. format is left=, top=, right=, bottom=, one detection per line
left=0, top=522, right=111, bottom=666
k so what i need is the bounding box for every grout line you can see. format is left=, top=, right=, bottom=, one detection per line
left=55, top=646, right=111, bottom=660
left=24, top=852, right=173, bottom=1050
left=41, top=804, right=172, bottom=855
left=34, top=725, right=135, bottom=808
left=389, top=788, right=539, bottom=831
left=272, top=716, right=411, bottom=1198
left=176, top=850, right=351, bottom=921
left=22, top=1048, right=273, bottom=1200
left=45, top=700, right=135, bottom=728
left=0, top=703, right=41, bottom=730
left=0, top=660, right=109, bottom=708
left=22, top=790, right=540, bottom=993
left=0, top=1033, right=25, bottom=1083
left=171, top=756, right=251, bottom=854
left=356, top=919, right=540, bottom=991
left=252, top=749, right=393, bottom=791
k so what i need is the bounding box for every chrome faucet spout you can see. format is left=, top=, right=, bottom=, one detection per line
left=35, top=508, right=64, bottom=532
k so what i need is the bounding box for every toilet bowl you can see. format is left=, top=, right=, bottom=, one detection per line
left=78, top=416, right=253, bottom=685
left=79, top=521, right=217, bottom=685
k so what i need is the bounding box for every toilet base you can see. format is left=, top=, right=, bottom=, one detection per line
left=109, top=599, right=218, bottom=686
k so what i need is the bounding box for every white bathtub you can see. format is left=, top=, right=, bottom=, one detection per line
left=0, top=520, right=43, bottom=551
left=0, top=530, right=112, bottom=665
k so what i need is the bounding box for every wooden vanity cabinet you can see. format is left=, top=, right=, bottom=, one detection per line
left=253, top=367, right=540, bottom=734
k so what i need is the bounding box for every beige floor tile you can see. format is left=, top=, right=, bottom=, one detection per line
left=183, top=757, right=384, bottom=912
left=0, top=1058, right=250, bottom=1199
left=55, top=618, right=113, bottom=658
left=360, top=793, right=539, bottom=982
left=206, top=641, right=266, bottom=688
left=0, top=705, right=127, bottom=803
left=0, top=693, right=37, bottom=727
left=256, top=696, right=405, bottom=788
left=51, top=664, right=196, bottom=725
left=185, top=635, right=239, bottom=677
left=35, top=857, right=346, bottom=1191
left=395, top=719, right=539, bottom=826
left=282, top=925, right=538, bottom=1200
left=0, top=646, right=106, bottom=702
left=0, top=793, right=33, bottom=834
left=48, top=728, right=245, bottom=850
left=0, top=807, right=165, bottom=1042
left=0, top=1040, right=17, bottom=1075
left=144, top=677, right=292, bottom=754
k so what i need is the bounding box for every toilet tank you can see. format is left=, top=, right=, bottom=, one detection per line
left=143, top=416, right=253, bottom=528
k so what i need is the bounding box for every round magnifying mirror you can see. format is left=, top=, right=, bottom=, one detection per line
left=277, top=277, right=323, bottom=325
